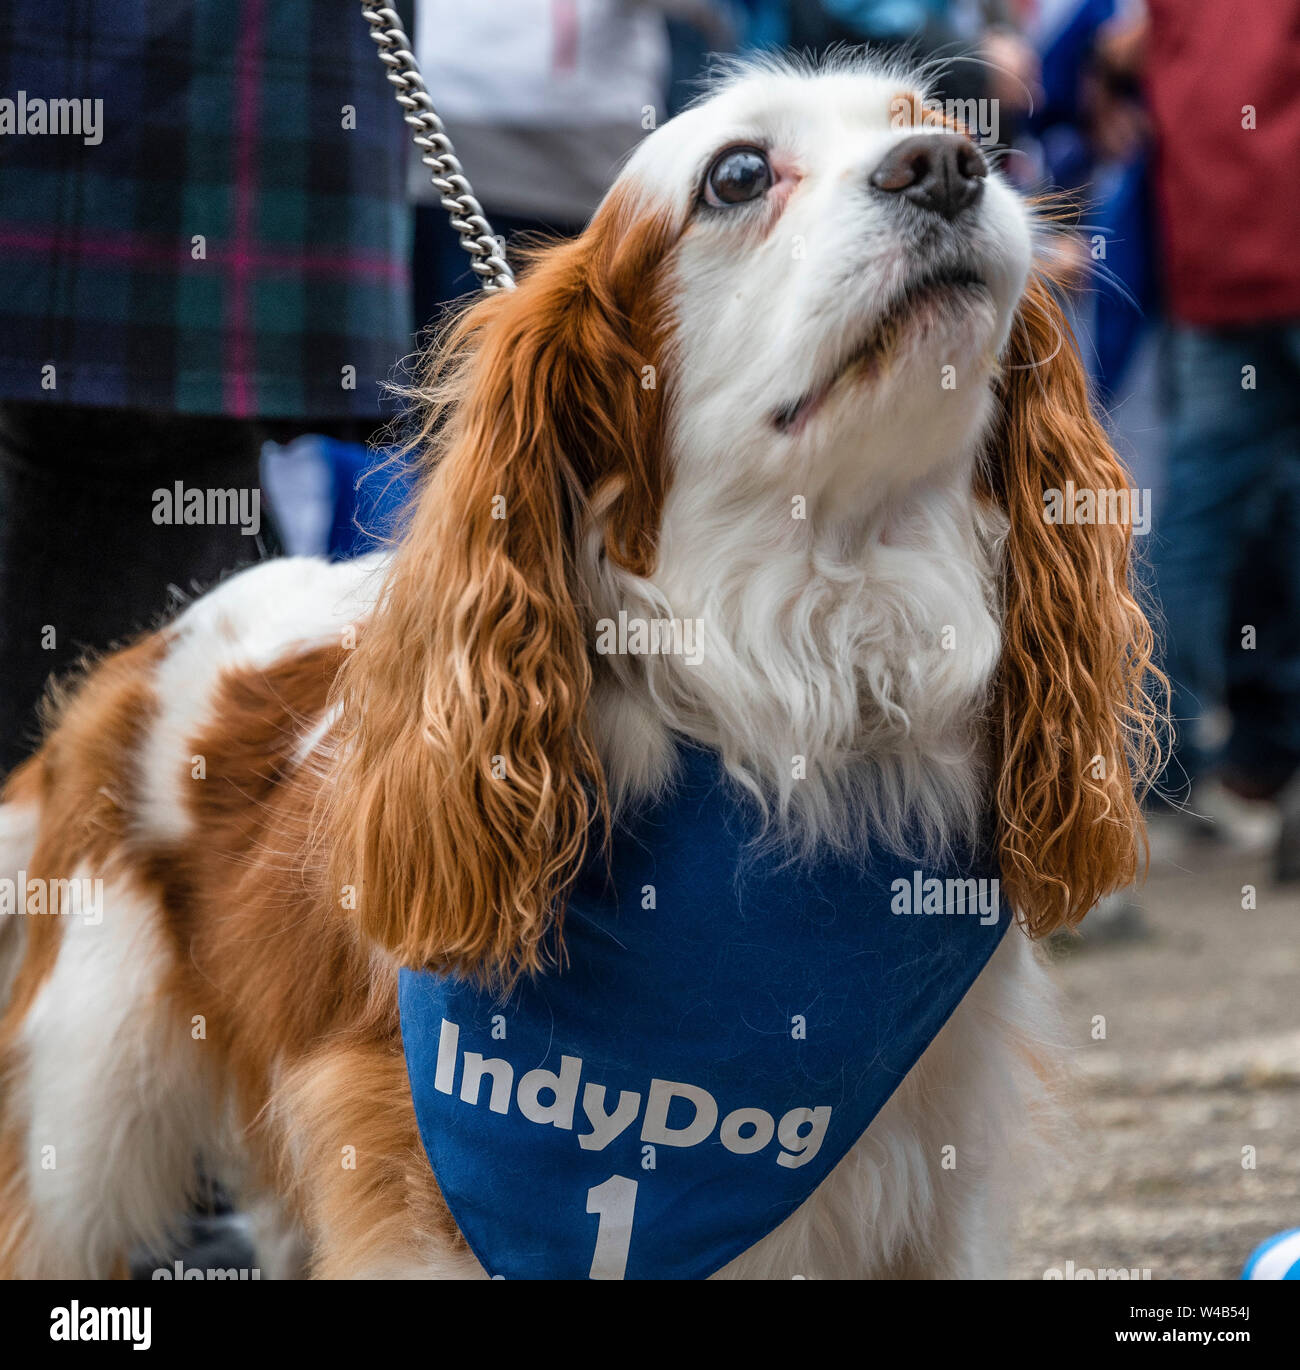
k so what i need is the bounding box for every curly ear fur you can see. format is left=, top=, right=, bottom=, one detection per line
left=324, top=190, right=674, bottom=983
left=983, top=273, right=1164, bottom=935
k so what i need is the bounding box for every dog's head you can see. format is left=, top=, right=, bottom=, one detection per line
left=627, top=67, right=1031, bottom=512
left=327, top=58, right=1160, bottom=983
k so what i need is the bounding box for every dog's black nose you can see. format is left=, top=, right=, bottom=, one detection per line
left=869, top=135, right=988, bottom=220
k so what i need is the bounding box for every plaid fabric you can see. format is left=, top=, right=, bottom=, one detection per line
left=0, top=0, right=412, bottom=419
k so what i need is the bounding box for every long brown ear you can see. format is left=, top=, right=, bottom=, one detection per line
left=982, top=274, right=1164, bottom=936
left=324, top=193, right=673, bottom=983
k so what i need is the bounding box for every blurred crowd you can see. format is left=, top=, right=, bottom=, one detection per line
left=3, top=0, right=1299, bottom=880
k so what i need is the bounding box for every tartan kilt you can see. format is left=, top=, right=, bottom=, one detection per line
left=0, top=0, right=413, bottom=420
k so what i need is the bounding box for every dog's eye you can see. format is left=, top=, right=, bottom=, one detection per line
left=703, top=147, right=772, bottom=207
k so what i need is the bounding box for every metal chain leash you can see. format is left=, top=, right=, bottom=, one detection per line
left=361, top=4, right=515, bottom=292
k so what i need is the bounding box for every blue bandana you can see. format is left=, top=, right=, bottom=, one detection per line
left=400, top=744, right=1009, bottom=1279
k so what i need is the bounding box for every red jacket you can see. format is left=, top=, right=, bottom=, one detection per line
left=1145, top=0, right=1300, bottom=327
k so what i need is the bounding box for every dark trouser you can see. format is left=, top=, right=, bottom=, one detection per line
left=0, top=403, right=391, bottom=777
left=1152, top=322, right=1300, bottom=799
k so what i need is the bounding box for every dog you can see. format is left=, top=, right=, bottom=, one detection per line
left=0, top=55, right=1160, bottom=1279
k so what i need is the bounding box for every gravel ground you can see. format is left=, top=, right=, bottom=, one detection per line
left=1009, top=827, right=1300, bottom=1280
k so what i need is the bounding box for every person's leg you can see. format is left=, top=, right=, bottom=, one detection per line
left=1253, top=326, right=1300, bottom=878
left=1222, top=324, right=1300, bottom=791
left=1152, top=324, right=1287, bottom=801
left=1223, top=496, right=1300, bottom=795
left=0, top=403, right=274, bottom=775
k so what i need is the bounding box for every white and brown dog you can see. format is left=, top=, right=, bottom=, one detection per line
left=0, top=57, right=1159, bottom=1279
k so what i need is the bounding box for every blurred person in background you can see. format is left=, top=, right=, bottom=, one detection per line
left=0, top=1, right=411, bottom=777
left=1118, top=0, right=1300, bottom=874
left=1018, top=0, right=1300, bottom=880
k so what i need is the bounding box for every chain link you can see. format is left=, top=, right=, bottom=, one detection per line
left=361, top=4, right=515, bottom=293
